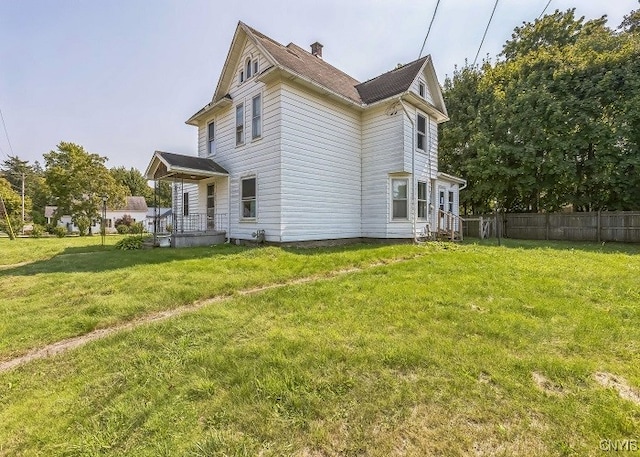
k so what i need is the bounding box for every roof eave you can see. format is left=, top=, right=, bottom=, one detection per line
left=402, top=92, right=449, bottom=123
left=437, top=171, right=466, bottom=185
left=260, top=66, right=364, bottom=109
left=185, top=96, right=233, bottom=126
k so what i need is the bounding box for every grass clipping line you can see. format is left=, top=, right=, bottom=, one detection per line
left=0, top=256, right=416, bottom=373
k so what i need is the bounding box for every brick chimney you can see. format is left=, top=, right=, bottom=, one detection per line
left=310, top=42, right=323, bottom=58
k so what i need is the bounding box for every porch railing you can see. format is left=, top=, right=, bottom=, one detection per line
left=437, top=209, right=463, bottom=241
left=172, top=213, right=228, bottom=233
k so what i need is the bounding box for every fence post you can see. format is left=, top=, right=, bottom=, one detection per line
left=545, top=213, right=550, bottom=240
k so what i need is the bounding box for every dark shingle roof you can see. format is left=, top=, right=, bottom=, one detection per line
left=156, top=151, right=229, bottom=175
left=246, top=24, right=363, bottom=104
left=355, top=56, right=429, bottom=104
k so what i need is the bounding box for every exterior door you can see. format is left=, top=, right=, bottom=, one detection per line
left=207, top=184, right=215, bottom=229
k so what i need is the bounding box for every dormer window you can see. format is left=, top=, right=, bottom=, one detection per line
left=419, top=82, right=425, bottom=98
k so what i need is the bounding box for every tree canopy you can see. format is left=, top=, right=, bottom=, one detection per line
left=44, top=142, right=127, bottom=235
left=439, top=8, right=640, bottom=214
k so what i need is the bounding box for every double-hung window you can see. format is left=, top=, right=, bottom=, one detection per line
left=183, top=192, right=189, bottom=216
left=417, top=114, right=426, bottom=151
left=207, top=121, right=215, bottom=155
left=236, top=104, right=244, bottom=146
left=418, top=181, right=427, bottom=219
left=241, top=177, right=256, bottom=219
left=448, top=191, right=454, bottom=213
left=392, top=178, right=408, bottom=219
left=252, top=94, right=262, bottom=139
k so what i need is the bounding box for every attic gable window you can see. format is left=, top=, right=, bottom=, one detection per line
left=253, top=60, right=259, bottom=75
left=239, top=70, right=244, bottom=84
left=417, top=114, right=426, bottom=151
left=246, top=58, right=252, bottom=78
left=419, top=82, right=426, bottom=98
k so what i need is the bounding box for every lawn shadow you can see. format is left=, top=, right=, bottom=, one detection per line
left=0, top=243, right=254, bottom=276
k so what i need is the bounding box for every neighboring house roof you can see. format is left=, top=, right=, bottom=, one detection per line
left=146, top=207, right=172, bottom=218
left=355, top=57, right=429, bottom=104
left=145, top=151, right=229, bottom=180
left=124, top=196, right=148, bottom=212
left=45, top=197, right=148, bottom=220
left=188, top=22, right=447, bottom=124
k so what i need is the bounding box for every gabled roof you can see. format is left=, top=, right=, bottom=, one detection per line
left=188, top=22, right=448, bottom=124
left=356, top=57, right=429, bottom=104
left=123, top=196, right=148, bottom=212
left=145, top=151, right=229, bottom=181
left=245, top=25, right=362, bottom=104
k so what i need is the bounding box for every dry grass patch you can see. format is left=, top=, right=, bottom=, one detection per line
left=594, top=372, right=640, bottom=405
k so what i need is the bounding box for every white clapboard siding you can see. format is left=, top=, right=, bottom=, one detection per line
left=279, top=82, right=362, bottom=242
left=194, top=39, right=283, bottom=242
left=361, top=104, right=405, bottom=238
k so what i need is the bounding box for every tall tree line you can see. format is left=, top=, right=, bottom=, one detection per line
left=439, top=8, right=640, bottom=214
left=0, top=142, right=172, bottom=234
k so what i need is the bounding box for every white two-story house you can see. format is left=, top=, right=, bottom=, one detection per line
left=145, top=21, right=465, bottom=246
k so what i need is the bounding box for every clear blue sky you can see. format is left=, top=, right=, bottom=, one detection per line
left=0, top=0, right=637, bottom=173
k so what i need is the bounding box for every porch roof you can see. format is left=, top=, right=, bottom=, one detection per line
left=145, top=151, right=229, bottom=181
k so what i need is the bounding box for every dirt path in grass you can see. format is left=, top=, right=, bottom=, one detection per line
left=0, top=258, right=404, bottom=373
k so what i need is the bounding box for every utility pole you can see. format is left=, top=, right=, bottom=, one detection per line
left=21, top=172, right=25, bottom=234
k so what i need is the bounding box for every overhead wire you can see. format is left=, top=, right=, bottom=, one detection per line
left=419, top=0, right=442, bottom=58
left=473, top=0, right=500, bottom=67
left=0, top=106, right=15, bottom=158
left=538, top=0, right=552, bottom=19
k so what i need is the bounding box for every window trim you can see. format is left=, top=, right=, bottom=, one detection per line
left=240, top=176, right=257, bottom=221
left=418, top=81, right=425, bottom=98
left=207, top=120, right=215, bottom=156
left=448, top=190, right=455, bottom=213
left=235, top=103, right=244, bottom=146
left=417, top=113, right=426, bottom=151
left=246, top=58, right=252, bottom=79
left=239, top=70, right=244, bottom=84
left=391, top=178, right=409, bottom=221
left=417, top=181, right=428, bottom=219
left=183, top=192, right=189, bottom=216
left=251, top=94, right=262, bottom=140
left=253, top=60, right=259, bottom=76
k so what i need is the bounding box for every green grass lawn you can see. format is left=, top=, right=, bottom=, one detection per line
left=0, top=237, right=639, bottom=456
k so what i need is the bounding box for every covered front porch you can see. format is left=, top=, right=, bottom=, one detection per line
left=145, top=151, right=230, bottom=248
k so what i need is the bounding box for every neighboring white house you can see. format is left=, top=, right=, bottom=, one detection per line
left=145, top=22, right=465, bottom=244
left=45, top=196, right=148, bottom=234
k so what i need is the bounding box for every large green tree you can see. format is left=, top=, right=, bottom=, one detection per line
left=439, top=8, right=640, bottom=213
left=0, top=155, right=48, bottom=224
left=0, top=177, right=26, bottom=238
left=44, top=142, right=127, bottom=235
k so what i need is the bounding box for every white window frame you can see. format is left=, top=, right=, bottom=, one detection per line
left=183, top=192, right=189, bottom=216
left=253, top=60, right=259, bottom=76
left=417, top=181, right=427, bottom=219
left=246, top=58, right=252, bottom=79
left=419, top=81, right=425, bottom=98
left=239, top=69, right=244, bottom=84
left=207, top=121, right=215, bottom=156
left=448, top=191, right=455, bottom=213
left=417, top=113, right=426, bottom=151
left=240, top=176, right=257, bottom=220
left=236, top=104, right=244, bottom=146
left=391, top=178, right=409, bottom=220
left=252, top=94, right=262, bottom=140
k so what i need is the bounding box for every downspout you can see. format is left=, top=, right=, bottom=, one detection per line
left=227, top=175, right=231, bottom=243
left=398, top=97, right=418, bottom=243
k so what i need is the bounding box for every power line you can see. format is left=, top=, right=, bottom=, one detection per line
left=473, top=0, right=500, bottom=67
left=419, top=0, right=442, bottom=58
left=538, top=0, right=552, bottom=19
left=0, top=107, right=15, bottom=158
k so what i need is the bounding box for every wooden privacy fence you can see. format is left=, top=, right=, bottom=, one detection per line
left=464, top=211, right=640, bottom=243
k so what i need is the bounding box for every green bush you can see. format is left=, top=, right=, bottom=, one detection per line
left=114, top=235, right=149, bottom=250
left=130, top=221, right=144, bottom=234
left=53, top=226, right=67, bottom=238
left=116, top=224, right=130, bottom=235
left=30, top=224, right=44, bottom=238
